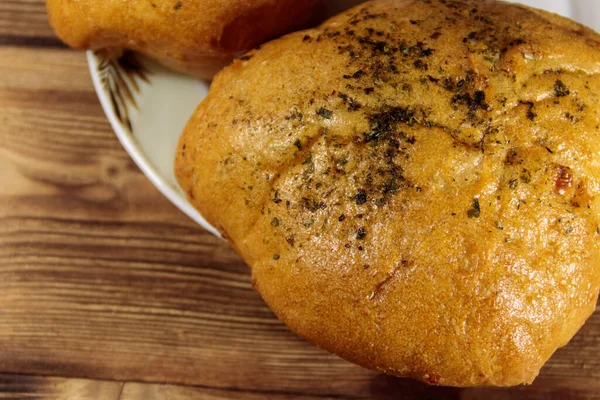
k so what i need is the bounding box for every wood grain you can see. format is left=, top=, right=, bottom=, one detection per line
left=2, top=374, right=600, bottom=400
left=1, top=1, right=600, bottom=399
left=119, top=378, right=600, bottom=400
left=0, top=374, right=122, bottom=400
left=0, top=0, right=60, bottom=45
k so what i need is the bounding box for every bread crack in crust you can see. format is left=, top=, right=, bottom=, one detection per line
left=176, top=0, right=600, bottom=386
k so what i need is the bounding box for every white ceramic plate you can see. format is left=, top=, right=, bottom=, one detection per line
left=87, top=0, right=600, bottom=236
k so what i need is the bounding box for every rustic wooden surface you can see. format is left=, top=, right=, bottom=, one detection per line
left=1, top=1, right=600, bottom=399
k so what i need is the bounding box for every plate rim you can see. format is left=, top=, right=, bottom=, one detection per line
left=86, top=50, right=221, bottom=237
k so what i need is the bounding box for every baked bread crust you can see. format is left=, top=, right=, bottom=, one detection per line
left=176, top=0, right=600, bottom=386
left=46, top=0, right=323, bottom=79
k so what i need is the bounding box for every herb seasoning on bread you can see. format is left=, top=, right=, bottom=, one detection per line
left=176, top=0, right=600, bottom=386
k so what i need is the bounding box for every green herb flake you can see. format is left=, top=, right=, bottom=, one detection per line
left=467, top=198, right=481, bottom=218
left=355, top=189, right=368, bottom=205
left=294, top=139, right=302, bottom=150
left=174, top=1, right=182, bottom=10
left=554, top=80, right=570, bottom=97
left=520, top=169, right=532, bottom=184
left=271, top=218, right=280, bottom=227
left=356, top=227, right=366, bottom=239
left=364, top=106, right=416, bottom=142
left=272, top=190, right=282, bottom=204
left=316, top=107, right=333, bottom=119
left=272, top=254, right=280, bottom=261
left=304, top=160, right=315, bottom=175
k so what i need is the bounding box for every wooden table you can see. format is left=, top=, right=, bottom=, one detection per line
left=1, top=2, right=599, bottom=399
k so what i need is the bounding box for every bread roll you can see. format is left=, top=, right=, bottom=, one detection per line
left=46, top=0, right=323, bottom=79
left=176, top=0, right=600, bottom=386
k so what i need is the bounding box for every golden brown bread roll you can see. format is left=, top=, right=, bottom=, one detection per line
left=46, top=0, right=323, bottom=79
left=175, top=0, right=600, bottom=386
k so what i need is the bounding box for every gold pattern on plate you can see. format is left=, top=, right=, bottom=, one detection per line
left=95, top=50, right=150, bottom=132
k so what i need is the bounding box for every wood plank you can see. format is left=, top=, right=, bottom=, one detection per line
left=119, top=376, right=600, bottom=400
left=120, top=381, right=459, bottom=400
left=0, top=0, right=58, bottom=42
left=1, top=36, right=600, bottom=400
left=0, top=374, right=597, bottom=400
left=121, top=382, right=367, bottom=400
left=0, top=47, right=92, bottom=92
left=0, top=374, right=122, bottom=400
left=462, top=377, right=600, bottom=400
left=0, top=47, right=186, bottom=224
